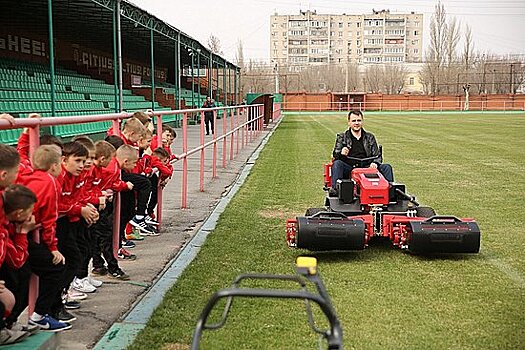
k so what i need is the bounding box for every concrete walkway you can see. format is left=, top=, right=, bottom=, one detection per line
left=27, top=114, right=273, bottom=349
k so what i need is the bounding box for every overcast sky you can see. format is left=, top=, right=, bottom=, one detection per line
left=131, top=0, right=525, bottom=62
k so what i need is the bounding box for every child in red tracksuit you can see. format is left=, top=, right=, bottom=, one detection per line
left=100, top=144, right=138, bottom=267
left=143, top=147, right=173, bottom=221
left=89, top=141, right=132, bottom=279
left=115, top=120, right=155, bottom=239
left=0, top=184, right=38, bottom=341
left=55, top=142, right=98, bottom=324
left=150, top=125, right=177, bottom=162
left=15, top=145, right=71, bottom=331
left=69, top=136, right=107, bottom=294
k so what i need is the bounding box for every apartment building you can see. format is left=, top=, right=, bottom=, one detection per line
left=270, top=9, right=423, bottom=70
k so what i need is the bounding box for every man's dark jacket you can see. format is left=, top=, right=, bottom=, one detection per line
left=332, top=129, right=382, bottom=165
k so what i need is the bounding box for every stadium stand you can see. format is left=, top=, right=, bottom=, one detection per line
left=0, top=58, right=175, bottom=142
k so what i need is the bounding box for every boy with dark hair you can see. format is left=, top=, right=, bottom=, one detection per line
left=105, top=135, right=125, bottom=150
left=54, top=142, right=98, bottom=324
left=69, top=136, right=104, bottom=293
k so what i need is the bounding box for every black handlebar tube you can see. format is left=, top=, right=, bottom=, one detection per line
left=191, top=287, right=343, bottom=350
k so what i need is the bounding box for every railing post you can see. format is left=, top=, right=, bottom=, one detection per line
left=181, top=112, right=188, bottom=208
left=212, top=110, right=217, bottom=178
left=27, top=125, right=40, bottom=317
left=200, top=110, right=205, bottom=191
left=242, top=107, right=246, bottom=147
left=229, top=109, right=234, bottom=161
left=222, top=108, right=227, bottom=168
left=155, top=113, right=163, bottom=227
left=235, top=107, right=240, bottom=155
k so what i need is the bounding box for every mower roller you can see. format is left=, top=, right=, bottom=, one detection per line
left=287, top=156, right=481, bottom=254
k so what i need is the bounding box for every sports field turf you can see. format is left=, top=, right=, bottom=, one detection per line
left=130, top=112, right=525, bottom=350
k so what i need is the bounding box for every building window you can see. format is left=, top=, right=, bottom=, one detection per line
left=414, top=30, right=419, bottom=36
left=409, top=77, right=415, bottom=85
left=357, top=22, right=361, bottom=28
left=338, top=22, right=343, bottom=28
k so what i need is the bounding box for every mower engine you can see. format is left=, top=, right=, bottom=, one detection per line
left=287, top=167, right=480, bottom=254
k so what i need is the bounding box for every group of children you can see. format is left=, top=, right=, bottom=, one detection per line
left=0, top=111, right=175, bottom=343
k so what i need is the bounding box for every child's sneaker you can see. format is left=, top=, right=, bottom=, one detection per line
left=121, top=240, right=136, bottom=249
left=129, top=216, right=157, bottom=235
left=67, top=289, right=87, bottom=301
left=91, top=266, right=107, bottom=276
left=126, top=229, right=145, bottom=241
left=139, top=224, right=160, bottom=236
left=53, top=309, right=76, bottom=323
left=118, top=248, right=136, bottom=261
left=72, top=277, right=96, bottom=293
left=144, top=215, right=160, bottom=226
left=109, top=269, right=130, bottom=281
left=29, top=315, right=72, bottom=332
left=87, top=276, right=103, bottom=288
left=63, top=300, right=81, bottom=310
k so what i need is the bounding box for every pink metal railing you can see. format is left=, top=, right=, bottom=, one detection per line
left=0, top=103, right=271, bottom=317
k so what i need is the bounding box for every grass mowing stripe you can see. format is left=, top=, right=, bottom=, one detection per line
left=130, top=113, right=525, bottom=350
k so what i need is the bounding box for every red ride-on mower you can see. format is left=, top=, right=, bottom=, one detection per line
left=286, top=156, right=481, bottom=254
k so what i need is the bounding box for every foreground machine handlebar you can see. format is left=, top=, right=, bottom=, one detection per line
left=191, top=257, right=343, bottom=350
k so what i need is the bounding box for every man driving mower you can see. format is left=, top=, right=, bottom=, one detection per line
left=330, top=110, right=394, bottom=196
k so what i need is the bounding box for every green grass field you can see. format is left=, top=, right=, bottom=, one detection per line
left=130, top=112, right=525, bottom=350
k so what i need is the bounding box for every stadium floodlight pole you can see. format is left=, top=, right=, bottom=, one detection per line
left=47, top=0, right=56, bottom=122
left=116, top=0, right=123, bottom=112
left=150, top=27, right=155, bottom=111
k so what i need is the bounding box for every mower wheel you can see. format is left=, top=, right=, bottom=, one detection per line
left=416, top=206, right=436, bottom=218
left=305, top=208, right=327, bottom=216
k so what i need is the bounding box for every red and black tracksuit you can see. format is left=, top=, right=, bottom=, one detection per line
left=0, top=192, right=31, bottom=327
left=16, top=169, right=66, bottom=318
left=87, top=163, right=124, bottom=275
left=56, top=166, right=88, bottom=295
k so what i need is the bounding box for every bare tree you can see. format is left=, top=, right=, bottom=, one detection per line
left=207, top=34, right=223, bottom=55
left=383, top=64, right=408, bottom=94
left=444, top=17, right=461, bottom=93
left=364, top=65, right=383, bottom=93
left=421, top=1, right=448, bottom=94
left=235, top=39, right=246, bottom=97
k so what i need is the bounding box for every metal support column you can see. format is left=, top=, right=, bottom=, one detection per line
left=150, top=27, right=155, bottom=110
left=47, top=0, right=56, bottom=119
left=234, top=68, right=238, bottom=105
left=112, top=4, right=119, bottom=112
left=223, top=60, right=227, bottom=106
left=176, top=33, right=181, bottom=109
left=191, top=46, right=195, bottom=109
left=197, top=49, right=201, bottom=104
left=116, top=0, right=123, bottom=112
left=208, top=53, right=212, bottom=98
